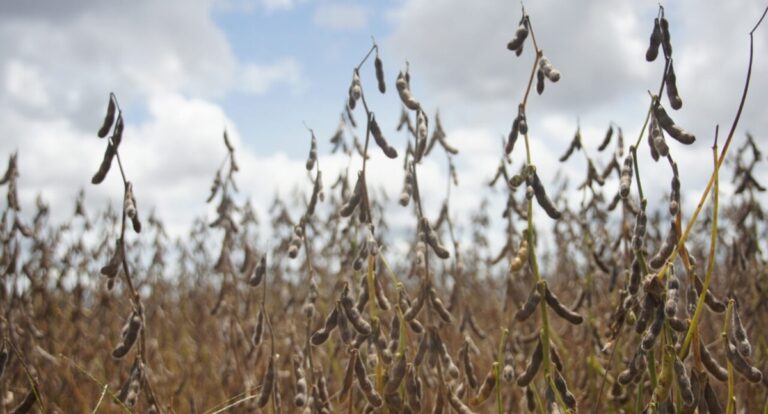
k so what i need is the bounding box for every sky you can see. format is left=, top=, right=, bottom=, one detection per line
left=1, top=0, right=767, bottom=248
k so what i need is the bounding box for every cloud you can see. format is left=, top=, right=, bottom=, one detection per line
left=268, top=0, right=298, bottom=11
left=0, top=0, right=766, bottom=252
left=0, top=0, right=304, bottom=134
left=313, top=3, right=369, bottom=31
left=0, top=0, right=308, bottom=238
left=239, top=59, right=304, bottom=95
left=384, top=0, right=768, bottom=220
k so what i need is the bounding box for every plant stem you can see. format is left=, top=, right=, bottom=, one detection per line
left=679, top=139, right=719, bottom=359
left=725, top=300, right=736, bottom=414
left=495, top=329, right=509, bottom=414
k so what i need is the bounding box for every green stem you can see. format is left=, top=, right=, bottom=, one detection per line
left=725, top=300, right=736, bottom=414
left=679, top=143, right=719, bottom=358
left=496, top=329, right=509, bottom=414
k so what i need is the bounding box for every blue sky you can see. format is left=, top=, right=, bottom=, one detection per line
left=211, top=1, right=398, bottom=157
left=0, top=0, right=766, bottom=250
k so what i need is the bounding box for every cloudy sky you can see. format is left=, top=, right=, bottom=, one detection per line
left=1, top=0, right=766, bottom=244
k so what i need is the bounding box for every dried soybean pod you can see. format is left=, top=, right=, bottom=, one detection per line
left=252, top=308, right=265, bottom=346
left=515, top=284, right=541, bottom=322
left=439, top=342, right=461, bottom=380
left=649, top=115, right=669, bottom=158
left=660, top=17, right=672, bottom=57
left=730, top=306, right=751, bottom=357
left=373, top=278, right=390, bottom=311
left=668, top=317, right=688, bottom=332
left=124, top=182, right=137, bottom=219
left=552, top=369, right=576, bottom=409
left=396, top=71, right=421, bottom=111
left=250, top=256, right=266, bottom=287
left=538, top=56, right=561, bottom=82
left=543, top=284, right=583, bottom=325
left=631, top=209, right=647, bottom=252
left=421, top=217, right=450, bottom=259
left=598, top=125, right=614, bottom=151
left=669, top=166, right=680, bottom=216
left=341, top=292, right=372, bottom=336
left=294, top=372, right=307, bottom=407
left=407, top=318, right=424, bottom=335
left=339, top=172, right=362, bottom=217
left=113, top=311, right=141, bottom=359
left=501, top=345, right=515, bottom=383
left=530, top=171, right=562, bottom=220
left=725, top=341, right=762, bottom=383
left=693, top=274, right=726, bottom=313
left=311, top=306, right=339, bottom=346
left=466, top=312, right=487, bottom=339
left=404, top=285, right=426, bottom=321
left=559, top=139, right=577, bottom=162
left=507, top=19, right=529, bottom=51
left=384, top=352, right=407, bottom=395
left=358, top=372, right=383, bottom=406
left=665, top=61, right=683, bottom=110
left=505, top=117, right=520, bottom=155
left=517, top=340, right=543, bottom=387
left=460, top=342, right=479, bottom=389
left=619, top=154, right=633, bottom=199
left=674, top=354, right=694, bottom=406
left=653, top=104, right=695, bottom=144
left=101, top=238, right=124, bottom=278
left=429, top=288, right=453, bottom=324
left=646, top=18, right=662, bottom=61
left=306, top=132, right=317, bottom=171
left=11, top=389, right=36, bottom=414
left=525, top=387, right=536, bottom=412
left=348, top=70, right=362, bottom=110
left=616, top=363, right=637, bottom=385
left=698, top=339, right=728, bottom=382
left=375, top=54, right=386, bottom=94
left=650, top=222, right=677, bottom=270
left=549, top=344, right=564, bottom=372
left=405, top=365, right=422, bottom=412
left=704, top=381, right=723, bottom=414
left=635, top=294, right=658, bottom=334
left=112, top=116, right=125, bottom=149
left=447, top=387, right=475, bottom=414
left=536, top=68, right=545, bottom=95
left=470, top=363, right=497, bottom=406
left=129, top=202, right=142, bottom=233
left=91, top=143, right=116, bottom=184
left=517, top=108, right=528, bottom=134
left=370, top=115, right=398, bottom=159
left=641, top=304, right=665, bottom=352
left=98, top=95, right=116, bottom=138
left=647, top=126, right=660, bottom=161
left=337, top=303, right=353, bottom=345
left=0, top=347, right=7, bottom=379
left=257, top=355, right=276, bottom=407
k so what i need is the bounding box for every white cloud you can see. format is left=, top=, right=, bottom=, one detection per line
left=240, top=59, right=304, bottom=95
left=0, top=0, right=766, bottom=257
left=0, top=0, right=304, bottom=134
left=313, top=3, right=369, bottom=31
left=383, top=0, right=768, bottom=224
left=4, top=60, right=49, bottom=109
left=0, top=0, right=308, bottom=238
left=261, top=0, right=297, bottom=12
